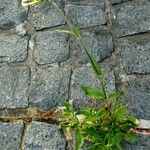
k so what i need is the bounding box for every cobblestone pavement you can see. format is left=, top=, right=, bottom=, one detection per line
left=0, top=0, right=150, bottom=149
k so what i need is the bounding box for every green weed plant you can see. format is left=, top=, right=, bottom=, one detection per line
left=22, top=0, right=139, bottom=149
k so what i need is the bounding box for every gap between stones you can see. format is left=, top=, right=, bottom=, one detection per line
left=0, top=107, right=150, bottom=135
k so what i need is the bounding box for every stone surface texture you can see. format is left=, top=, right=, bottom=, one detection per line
left=0, top=0, right=150, bottom=149
left=0, top=121, right=24, bottom=150
left=33, top=30, right=69, bottom=64
left=0, top=0, right=28, bottom=29
left=122, top=34, right=150, bottom=74
left=73, top=28, right=113, bottom=64
left=65, top=4, right=106, bottom=27
left=29, top=67, right=70, bottom=110
left=23, top=121, right=66, bottom=150
left=113, top=1, right=150, bottom=37
left=0, top=66, right=29, bottom=108
left=30, top=0, right=65, bottom=30
left=0, top=33, right=28, bottom=63
left=125, top=80, right=150, bottom=120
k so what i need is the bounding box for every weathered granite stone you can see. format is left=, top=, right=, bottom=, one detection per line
left=29, top=67, right=70, bottom=110
left=23, top=121, right=65, bottom=150
left=33, top=30, right=69, bottom=65
left=0, top=0, right=28, bottom=29
left=65, top=4, right=106, bottom=27
left=73, top=28, right=113, bottom=64
left=122, top=34, right=150, bottom=74
left=113, top=1, right=150, bottom=37
left=67, top=0, right=105, bottom=8
left=111, top=0, right=128, bottom=4
left=0, top=121, right=24, bottom=150
left=125, top=80, right=150, bottom=120
left=0, top=33, right=28, bottom=63
left=30, top=0, right=65, bottom=30
left=0, top=66, right=29, bottom=108
left=122, top=135, right=150, bottom=150
left=71, top=67, right=116, bottom=109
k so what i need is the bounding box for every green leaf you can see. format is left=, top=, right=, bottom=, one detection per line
left=86, top=128, right=103, bottom=142
left=89, top=54, right=103, bottom=79
left=63, top=101, right=73, bottom=113
left=113, top=106, right=127, bottom=121
left=128, top=116, right=137, bottom=124
left=105, top=131, right=121, bottom=146
left=116, top=143, right=122, bottom=150
left=81, top=85, right=104, bottom=100
left=75, top=128, right=84, bottom=150
left=73, top=26, right=81, bottom=39
left=108, top=92, right=123, bottom=100
left=76, top=107, right=92, bottom=116
left=124, top=133, right=138, bottom=142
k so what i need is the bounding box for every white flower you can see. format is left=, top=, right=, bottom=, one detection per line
left=76, top=114, right=85, bottom=123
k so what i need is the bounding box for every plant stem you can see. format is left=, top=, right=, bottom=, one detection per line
left=49, top=0, right=108, bottom=99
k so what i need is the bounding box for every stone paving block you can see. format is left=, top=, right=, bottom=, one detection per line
left=0, top=0, right=28, bottom=29
left=74, top=28, right=113, bottom=64
left=111, top=0, right=122, bottom=4
left=0, top=121, right=24, bottom=150
left=65, top=4, right=106, bottom=28
left=112, top=1, right=150, bottom=37
left=29, top=67, right=70, bottom=110
left=33, top=30, right=69, bottom=65
left=0, top=33, right=28, bottom=63
left=0, top=66, right=29, bottom=109
left=122, top=135, right=150, bottom=150
left=23, top=121, right=65, bottom=150
left=124, top=80, right=150, bottom=120
left=122, top=34, right=150, bottom=74
left=111, top=0, right=128, bottom=4
left=30, top=0, right=65, bottom=30
left=71, top=67, right=116, bottom=109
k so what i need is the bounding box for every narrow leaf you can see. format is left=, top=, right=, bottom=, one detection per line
left=124, top=133, right=138, bottom=142
left=63, top=101, right=73, bottom=113
left=75, top=128, right=84, bottom=150
left=108, top=92, right=123, bottom=100
left=81, top=85, right=104, bottom=100
left=80, top=40, right=103, bottom=80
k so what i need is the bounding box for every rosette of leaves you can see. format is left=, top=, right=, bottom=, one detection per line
left=60, top=53, right=138, bottom=150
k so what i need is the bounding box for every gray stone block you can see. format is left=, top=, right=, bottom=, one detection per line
left=30, top=0, right=65, bottom=30
left=125, top=80, right=150, bottom=120
left=33, top=30, right=69, bottom=65
left=0, top=0, right=28, bottom=29
left=122, top=135, right=150, bottom=150
left=0, top=121, right=24, bottom=150
left=23, top=121, right=65, bottom=150
left=29, top=67, right=70, bottom=110
left=111, top=0, right=128, bottom=4
left=65, top=4, right=106, bottom=28
left=74, top=29, right=113, bottom=64
left=0, top=66, right=29, bottom=109
left=0, top=33, right=28, bottom=63
left=122, top=34, right=150, bottom=74
left=71, top=67, right=116, bottom=109
left=112, top=1, right=150, bottom=37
